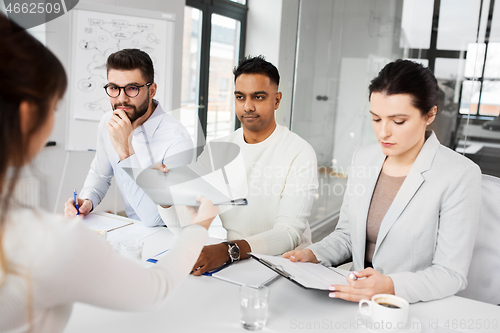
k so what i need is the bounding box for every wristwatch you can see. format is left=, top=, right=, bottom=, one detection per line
left=223, top=241, right=240, bottom=264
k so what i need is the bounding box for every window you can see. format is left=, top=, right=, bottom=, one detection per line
left=181, top=0, right=247, bottom=150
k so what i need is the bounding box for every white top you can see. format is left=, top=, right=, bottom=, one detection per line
left=160, top=124, right=319, bottom=255
left=80, top=101, right=193, bottom=226
left=0, top=208, right=208, bottom=333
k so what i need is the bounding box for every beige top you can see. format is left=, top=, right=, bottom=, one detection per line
left=365, top=172, right=406, bottom=263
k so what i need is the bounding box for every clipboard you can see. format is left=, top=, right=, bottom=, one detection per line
left=249, top=253, right=350, bottom=291
left=121, top=166, right=248, bottom=206
left=120, top=141, right=248, bottom=206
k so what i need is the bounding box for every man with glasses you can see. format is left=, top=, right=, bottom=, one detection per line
left=64, top=49, right=193, bottom=226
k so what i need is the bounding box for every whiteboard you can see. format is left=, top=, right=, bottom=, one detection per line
left=66, top=3, right=175, bottom=151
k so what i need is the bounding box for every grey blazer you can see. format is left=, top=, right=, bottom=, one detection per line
left=308, top=132, right=482, bottom=303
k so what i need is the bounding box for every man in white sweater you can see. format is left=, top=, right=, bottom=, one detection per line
left=160, top=56, right=318, bottom=275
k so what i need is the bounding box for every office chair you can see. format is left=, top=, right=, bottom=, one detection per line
left=456, top=174, right=500, bottom=305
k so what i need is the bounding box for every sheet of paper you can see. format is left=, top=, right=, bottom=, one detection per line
left=82, top=213, right=161, bottom=243
left=250, top=254, right=349, bottom=290
left=105, top=224, right=161, bottom=244
left=82, top=213, right=133, bottom=232
left=211, top=258, right=280, bottom=288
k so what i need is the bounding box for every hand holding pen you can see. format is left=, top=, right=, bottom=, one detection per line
left=74, top=190, right=79, bottom=215
left=64, top=190, right=93, bottom=217
left=329, top=268, right=394, bottom=302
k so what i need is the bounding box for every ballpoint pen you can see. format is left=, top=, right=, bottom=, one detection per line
left=73, top=189, right=79, bottom=216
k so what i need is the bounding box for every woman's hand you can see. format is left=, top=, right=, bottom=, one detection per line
left=282, top=249, right=319, bottom=263
left=188, top=196, right=219, bottom=230
left=151, top=164, right=170, bottom=208
left=328, top=268, right=395, bottom=302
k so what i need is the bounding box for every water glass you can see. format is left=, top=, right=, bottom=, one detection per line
left=118, top=239, right=144, bottom=262
left=240, top=285, right=269, bottom=330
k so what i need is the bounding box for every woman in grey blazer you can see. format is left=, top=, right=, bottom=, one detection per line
left=284, top=60, right=481, bottom=304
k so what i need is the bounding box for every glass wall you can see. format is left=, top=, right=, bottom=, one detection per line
left=292, top=0, right=500, bottom=228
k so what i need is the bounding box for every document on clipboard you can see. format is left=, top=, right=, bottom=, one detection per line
left=249, top=253, right=350, bottom=290
left=120, top=142, right=248, bottom=206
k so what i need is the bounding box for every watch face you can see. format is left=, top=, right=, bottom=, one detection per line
left=229, top=247, right=240, bottom=258
left=229, top=245, right=240, bottom=260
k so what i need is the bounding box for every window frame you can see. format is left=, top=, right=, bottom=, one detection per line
left=186, top=0, right=247, bottom=152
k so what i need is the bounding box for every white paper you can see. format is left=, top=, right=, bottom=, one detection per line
left=82, top=213, right=133, bottom=232
left=105, top=224, right=161, bottom=244
left=82, top=212, right=161, bottom=243
left=211, top=259, right=280, bottom=288
left=250, top=254, right=349, bottom=290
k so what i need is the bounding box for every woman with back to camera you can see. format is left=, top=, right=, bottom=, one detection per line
left=284, top=59, right=481, bottom=303
left=0, top=14, right=218, bottom=332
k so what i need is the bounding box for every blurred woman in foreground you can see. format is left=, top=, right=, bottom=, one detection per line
left=0, top=14, right=218, bottom=332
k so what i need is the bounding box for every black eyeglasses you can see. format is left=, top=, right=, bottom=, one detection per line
left=103, top=82, right=152, bottom=98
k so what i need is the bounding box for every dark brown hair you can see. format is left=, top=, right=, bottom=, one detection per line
left=106, top=48, right=154, bottom=83
left=233, top=55, right=280, bottom=87
left=369, top=59, right=438, bottom=116
left=0, top=14, right=67, bottom=279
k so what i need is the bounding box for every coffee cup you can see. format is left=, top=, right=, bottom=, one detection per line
left=359, top=294, right=409, bottom=332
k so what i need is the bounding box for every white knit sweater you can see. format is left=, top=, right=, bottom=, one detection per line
left=0, top=208, right=207, bottom=333
left=160, top=124, right=318, bottom=255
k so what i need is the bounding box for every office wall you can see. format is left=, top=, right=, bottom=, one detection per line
left=289, top=0, right=403, bottom=168
left=246, top=0, right=298, bottom=129
left=276, top=0, right=299, bottom=128
left=31, top=0, right=186, bottom=214
left=245, top=0, right=282, bottom=65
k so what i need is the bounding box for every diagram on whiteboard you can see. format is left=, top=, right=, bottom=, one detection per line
left=70, top=9, right=168, bottom=121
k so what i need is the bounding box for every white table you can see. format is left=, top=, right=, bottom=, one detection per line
left=64, top=226, right=500, bottom=333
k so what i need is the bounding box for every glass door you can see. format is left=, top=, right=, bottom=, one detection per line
left=291, top=0, right=496, bottom=233
left=292, top=0, right=407, bottom=227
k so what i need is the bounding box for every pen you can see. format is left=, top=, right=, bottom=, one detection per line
left=348, top=272, right=358, bottom=280
left=73, top=189, right=79, bottom=215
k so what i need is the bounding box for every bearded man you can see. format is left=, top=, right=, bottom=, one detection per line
left=64, top=49, right=192, bottom=226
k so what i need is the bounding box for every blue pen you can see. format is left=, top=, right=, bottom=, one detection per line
left=73, top=189, right=79, bottom=215
left=146, top=249, right=169, bottom=264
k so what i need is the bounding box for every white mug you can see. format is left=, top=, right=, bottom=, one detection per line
left=359, top=294, right=409, bottom=332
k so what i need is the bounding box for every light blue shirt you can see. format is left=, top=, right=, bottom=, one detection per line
left=80, top=100, right=194, bottom=226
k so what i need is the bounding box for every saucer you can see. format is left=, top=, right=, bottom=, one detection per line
left=355, top=311, right=422, bottom=333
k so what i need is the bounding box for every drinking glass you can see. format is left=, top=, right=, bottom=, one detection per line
left=240, top=285, right=269, bottom=330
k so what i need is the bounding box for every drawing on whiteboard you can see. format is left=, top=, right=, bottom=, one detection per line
left=70, top=9, right=168, bottom=121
